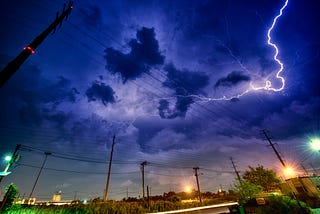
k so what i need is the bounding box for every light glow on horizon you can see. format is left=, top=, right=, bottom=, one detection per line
left=184, top=185, right=192, bottom=193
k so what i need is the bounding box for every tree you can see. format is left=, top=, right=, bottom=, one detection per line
left=0, top=183, right=19, bottom=212
left=260, top=195, right=312, bottom=214
left=234, top=180, right=262, bottom=204
left=242, top=165, right=281, bottom=192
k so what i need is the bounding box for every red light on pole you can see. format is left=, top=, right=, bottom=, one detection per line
left=23, top=46, right=35, bottom=54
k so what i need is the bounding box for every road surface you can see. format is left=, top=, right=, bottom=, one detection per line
left=149, top=202, right=238, bottom=214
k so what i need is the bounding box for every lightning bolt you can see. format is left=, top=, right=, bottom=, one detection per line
left=251, top=0, right=288, bottom=92
left=195, top=0, right=289, bottom=102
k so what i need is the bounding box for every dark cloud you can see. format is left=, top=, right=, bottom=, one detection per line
left=262, top=97, right=320, bottom=140
left=43, top=111, right=69, bottom=127
left=292, top=44, right=320, bottom=98
left=19, top=103, right=43, bottom=126
left=80, top=5, right=103, bottom=29
left=42, top=76, right=79, bottom=105
left=214, top=71, right=250, bottom=89
left=178, top=0, right=228, bottom=40
left=158, top=64, right=209, bottom=119
left=158, top=99, right=175, bottom=119
left=105, top=27, right=165, bottom=82
left=0, top=56, right=79, bottom=126
left=86, top=81, right=116, bottom=106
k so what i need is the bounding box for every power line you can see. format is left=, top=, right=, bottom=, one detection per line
left=17, top=163, right=140, bottom=175
left=19, top=144, right=137, bottom=165
left=0, top=0, right=254, bottom=141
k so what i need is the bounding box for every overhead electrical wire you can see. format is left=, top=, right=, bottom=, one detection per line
left=0, top=1, right=287, bottom=193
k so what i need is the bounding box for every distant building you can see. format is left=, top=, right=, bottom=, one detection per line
left=52, top=191, right=62, bottom=202
left=15, top=190, right=72, bottom=206
left=17, top=197, right=36, bottom=205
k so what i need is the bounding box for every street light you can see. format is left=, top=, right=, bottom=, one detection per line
left=310, top=137, right=320, bottom=151
left=0, top=155, right=13, bottom=176
left=184, top=185, right=192, bottom=193
left=0, top=145, right=21, bottom=184
left=283, top=166, right=295, bottom=178
left=4, top=155, right=12, bottom=162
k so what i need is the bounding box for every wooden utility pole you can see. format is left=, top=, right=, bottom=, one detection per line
left=0, top=184, right=14, bottom=212
left=73, top=191, right=78, bottom=201
left=0, top=1, right=73, bottom=87
left=193, top=167, right=202, bottom=203
left=230, top=157, right=242, bottom=185
left=147, top=185, right=150, bottom=207
left=141, top=161, right=147, bottom=199
left=262, top=130, right=286, bottom=167
left=126, top=187, right=128, bottom=199
left=262, top=131, right=308, bottom=213
left=104, top=135, right=116, bottom=202
left=29, top=152, right=51, bottom=198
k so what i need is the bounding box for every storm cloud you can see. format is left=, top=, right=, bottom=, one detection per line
left=80, top=4, right=103, bottom=29
left=214, top=71, right=250, bottom=89
left=105, top=27, right=165, bottom=82
left=159, top=64, right=209, bottom=119
left=86, top=81, right=116, bottom=106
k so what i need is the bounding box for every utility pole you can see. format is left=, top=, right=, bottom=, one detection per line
left=74, top=191, right=78, bottom=201
left=0, top=184, right=14, bottom=212
left=0, top=144, right=21, bottom=185
left=230, top=157, right=242, bottom=185
left=310, top=163, right=319, bottom=175
left=29, top=152, right=51, bottom=199
left=141, top=161, right=147, bottom=199
left=126, top=187, right=128, bottom=199
left=104, top=135, right=116, bottom=202
left=0, top=1, right=73, bottom=88
left=147, top=185, right=150, bottom=208
left=262, top=130, right=286, bottom=167
left=262, top=130, right=307, bottom=213
left=300, top=164, right=309, bottom=176
left=193, top=167, right=202, bottom=203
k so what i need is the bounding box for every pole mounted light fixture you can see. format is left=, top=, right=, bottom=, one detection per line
left=310, top=138, right=320, bottom=151
left=4, top=155, right=12, bottom=162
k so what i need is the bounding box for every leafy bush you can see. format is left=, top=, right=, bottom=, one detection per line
left=1, top=183, right=19, bottom=213
left=5, top=197, right=233, bottom=213
left=256, top=195, right=312, bottom=214
left=234, top=181, right=262, bottom=204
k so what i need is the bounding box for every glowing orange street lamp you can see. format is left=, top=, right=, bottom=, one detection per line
left=184, top=185, right=192, bottom=193
left=283, top=166, right=296, bottom=178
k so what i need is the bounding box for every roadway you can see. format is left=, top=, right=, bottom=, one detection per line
left=149, top=202, right=238, bottom=214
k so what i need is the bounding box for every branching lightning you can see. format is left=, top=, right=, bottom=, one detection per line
left=251, top=0, right=288, bottom=92
left=195, top=0, right=289, bottom=102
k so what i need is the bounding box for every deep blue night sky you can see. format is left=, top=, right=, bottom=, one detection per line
left=0, top=0, right=319, bottom=200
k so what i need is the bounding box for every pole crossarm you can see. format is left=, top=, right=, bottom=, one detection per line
left=0, top=1, right=73, bottom=87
